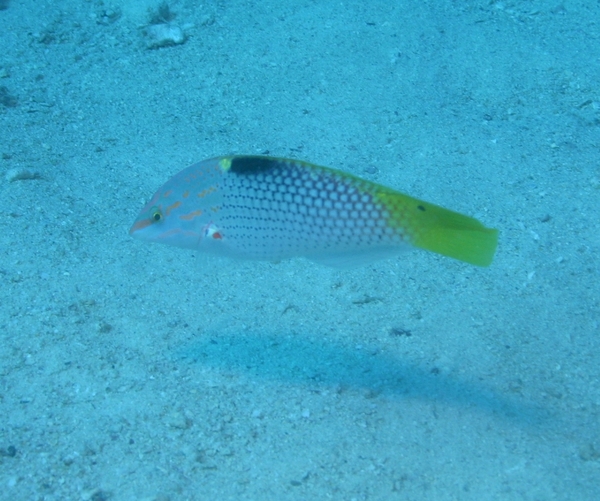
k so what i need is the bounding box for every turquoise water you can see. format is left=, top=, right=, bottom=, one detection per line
left=0, top=1, right=598, bottom=499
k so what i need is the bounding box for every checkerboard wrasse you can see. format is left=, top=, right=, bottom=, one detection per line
left=130, top=156, right=498, bottom=267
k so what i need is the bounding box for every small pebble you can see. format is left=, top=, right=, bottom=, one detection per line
left=62, top=452, right=77, bottom=466
left=0, top=85, right=17, bottom=107
left=579, top=443, right=600, bottom=462
left=164, top=410, right=191, bottom=429
left=82, top=488, right=111, bottom=501
left=97, top=321, right=113, bottom=334
left=96, top=7, right=121, bottom=25
left=389, top=327, right=412, bottom=337
left=5, top=168, right=40, bottom=182
left=0, top=445, right=16, bottom=457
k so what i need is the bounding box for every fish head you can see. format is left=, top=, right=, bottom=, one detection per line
left=129, top=159, right=224, bottom=250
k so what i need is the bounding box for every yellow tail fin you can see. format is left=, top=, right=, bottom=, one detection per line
left=380, top=191, right=499, bottom=266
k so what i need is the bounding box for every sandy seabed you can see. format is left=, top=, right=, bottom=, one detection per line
left=0, top=1, right=599, bottom=500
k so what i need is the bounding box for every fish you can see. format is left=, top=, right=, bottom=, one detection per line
left=130, top=155, right=498, bottom=267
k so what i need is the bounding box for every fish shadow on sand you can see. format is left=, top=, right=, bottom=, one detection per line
left=176, top=331, right=551, bottom=428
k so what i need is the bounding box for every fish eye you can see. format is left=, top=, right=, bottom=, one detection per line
left=151, top=208, right=163, bottom=222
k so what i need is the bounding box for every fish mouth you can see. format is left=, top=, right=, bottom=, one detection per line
left=129, top=218, right=151, bottom=235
